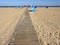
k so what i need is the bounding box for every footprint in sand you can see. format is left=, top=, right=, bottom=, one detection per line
left=47, top=22, right=60, bottom=31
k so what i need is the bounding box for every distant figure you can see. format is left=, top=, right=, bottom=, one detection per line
left=46, top=6, right=48, bottom=8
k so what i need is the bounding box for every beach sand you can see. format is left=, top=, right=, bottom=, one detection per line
left=30, top=7, right=60, bottom=45
left=0, top=7, right=60, bottom=45
left=0, top=8, right=26, bottom=45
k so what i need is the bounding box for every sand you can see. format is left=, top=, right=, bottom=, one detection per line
left=0, top=8, right=26, bottom=45
left=30, top=7, right=60, bottom=45
left=0, top=7, right=60, bottom=45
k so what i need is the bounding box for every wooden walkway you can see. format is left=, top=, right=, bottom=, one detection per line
left=9, top=10, right=40, bottom=45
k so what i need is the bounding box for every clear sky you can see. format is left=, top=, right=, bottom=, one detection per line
left=0, top=0, right=60, bottom=6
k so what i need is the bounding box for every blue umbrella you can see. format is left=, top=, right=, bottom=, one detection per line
left=31, top=6, right=36, bottom=12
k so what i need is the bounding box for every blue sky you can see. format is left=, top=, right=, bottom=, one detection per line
left=0, top=0, right=60, bottom=6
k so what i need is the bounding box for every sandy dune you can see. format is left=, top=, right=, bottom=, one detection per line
left=30, top=8, right=60, bottom=45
